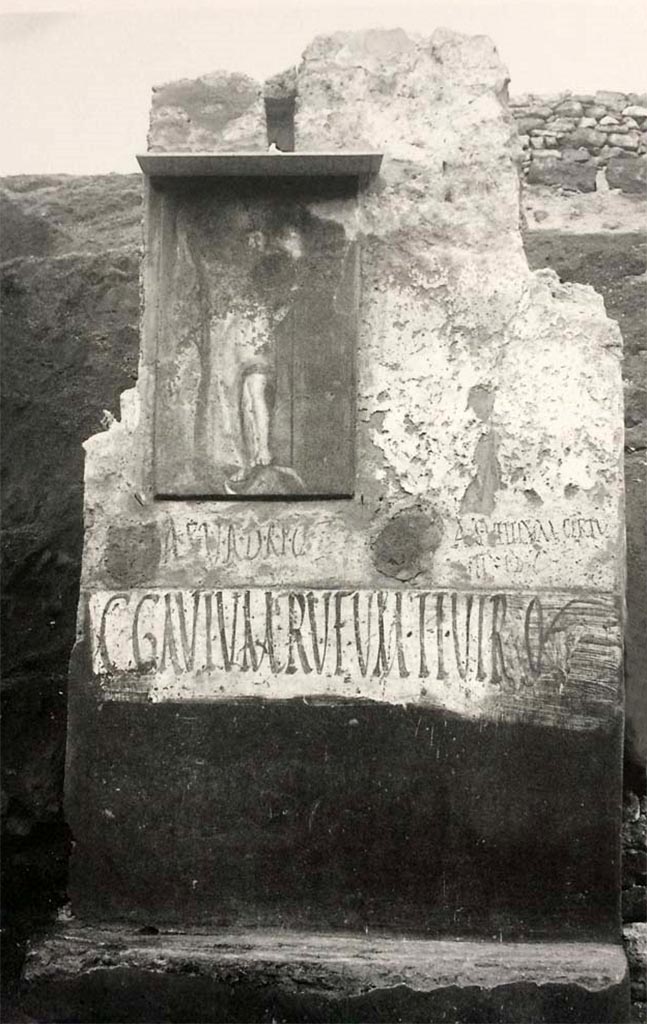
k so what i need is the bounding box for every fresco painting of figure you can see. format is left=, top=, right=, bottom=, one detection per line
left=154, top=184, right=356, bottom=498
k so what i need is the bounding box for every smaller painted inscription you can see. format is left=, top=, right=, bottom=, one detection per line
left=88, top=588, right=620, bottom=726
left=451, top=513, right=613, bottom=585
left=454, top=514, right=610, bottom=548
left=161, top=516, right=309, bottom=566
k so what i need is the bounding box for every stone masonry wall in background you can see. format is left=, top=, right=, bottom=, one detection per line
left=511, top=91, right=647, bottom=194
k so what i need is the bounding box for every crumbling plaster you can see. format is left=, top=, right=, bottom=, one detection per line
left=82, top=28, right=623, bottom=604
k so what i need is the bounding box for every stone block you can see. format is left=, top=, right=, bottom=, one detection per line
left=624, top=923, right=647, bottom=979
left=527, top=155, right=597, bottom=191
left=148, top=72, right=265, bottom=153
left=625, top=355, right=647, bottom=443
left=606, top=154, right=647, bottom=194
left=623, top=887, right=647, bottom=923
left=563, top=147, right=592, bottom=163
left=585, top=105, right=609, bottom=119
left=548, top=117, right=578, bottom=134
left=555, top=100, right=584, bottom=118
left=624, top=807, right=647, bottom=852
left=624, top=850, right=647, bottom=880
left=608, top=132, right=640, bottom=150
left=626, top=385, right=647, bottom=431
left=624, top=105, right=647, bottom=119
left=569, top=127, right=607, bottom=149
left=596, top=91, right=630, bottom=111
left=516, top=115, right=546, bottom=133
left=21, top=927, right=631, bottom=1024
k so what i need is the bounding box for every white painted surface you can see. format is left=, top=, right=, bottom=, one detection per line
left=88, top=587, right=621, bottom=728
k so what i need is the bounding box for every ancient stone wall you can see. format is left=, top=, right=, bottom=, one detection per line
left=511, top=91, right=647, bottom=193
left=1, top=136, right=646, bottom=1014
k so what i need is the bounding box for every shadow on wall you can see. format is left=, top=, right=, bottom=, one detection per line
left=0, top=176, right=142, bottom=1008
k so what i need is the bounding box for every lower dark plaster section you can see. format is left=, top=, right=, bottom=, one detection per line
left=65, top=677, right=623, bottom=940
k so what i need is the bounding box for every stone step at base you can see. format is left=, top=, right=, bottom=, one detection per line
left=21, top=925, right=629, bottom=1023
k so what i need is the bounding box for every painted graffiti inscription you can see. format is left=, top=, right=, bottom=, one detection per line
left=161, top=516, right=309, bottom=566
left=88, top=588, right=620, bottom=724
left=454, top=515, right=609, bottom=548
left=451, top=513, right=613, bottom=583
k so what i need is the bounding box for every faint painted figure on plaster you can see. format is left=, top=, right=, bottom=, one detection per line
left=153, top=191, right=356, bottom=499
left=206, top=227, right=307, bottom=497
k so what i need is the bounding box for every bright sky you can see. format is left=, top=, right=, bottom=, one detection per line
left=1, top=0, right=646, bottom=174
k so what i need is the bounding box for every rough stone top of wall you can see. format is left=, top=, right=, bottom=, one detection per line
left=509, top=90, right=647, bottom=194
left=148, top=56, right=647, bottom=197
left=146, top=28, right=524, bottom=255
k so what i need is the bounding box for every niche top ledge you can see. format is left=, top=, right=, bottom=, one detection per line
left=136, top=151, right=383, bottom=178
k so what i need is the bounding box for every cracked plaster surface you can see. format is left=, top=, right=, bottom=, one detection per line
left=83, top=27, right=624, bottom=601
